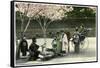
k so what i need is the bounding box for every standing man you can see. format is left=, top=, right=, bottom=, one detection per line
left=73, top=27, right=80, bottom=53
left=79, top=24, right=85, bottom=41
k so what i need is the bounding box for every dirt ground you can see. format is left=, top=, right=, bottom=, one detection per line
left=16, top=37, right=97, bottom=66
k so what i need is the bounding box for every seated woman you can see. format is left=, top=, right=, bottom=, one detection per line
left=19, top=37, right=28, bottom=56
left=28, top=37, right=40, bottom=61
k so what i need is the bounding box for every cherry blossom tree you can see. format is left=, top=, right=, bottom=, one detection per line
left=15, top=2, right=73, bottom=52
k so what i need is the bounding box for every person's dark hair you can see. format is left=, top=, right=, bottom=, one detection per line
left=81, top=23, right=84, bottom=27
left=56, top=32, right=60, bottom=35
left=32, top=37, right=36, bottom=43
left=76, top=29, right=78, bottom=31
left=75, top=27, right=78, bottom=31
left=60, top=30, right=64, bottom=33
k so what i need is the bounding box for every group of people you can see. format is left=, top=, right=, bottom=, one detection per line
left=51, top=30, right=70, bottom=56
left=18, top=30, right=69, bottom=61
left=17, top=24, right=86, bottom=61
left=18, top=37, right=40, bottom=61
left=51, top=24, right=86, bottom=54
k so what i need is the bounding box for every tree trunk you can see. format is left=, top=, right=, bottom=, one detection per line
left=16, top=40, right=20, bottom=60
left=42, top=28, right=47, bottom=52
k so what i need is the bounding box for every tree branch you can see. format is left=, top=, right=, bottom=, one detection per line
left=23, top=9, right=43, bottom=33
left=46, top=20, right=53, bottom=29
left=23, top=17, right=31, bottom=33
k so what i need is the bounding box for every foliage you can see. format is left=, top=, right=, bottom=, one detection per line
left=65, top=7, right=96, bottom=19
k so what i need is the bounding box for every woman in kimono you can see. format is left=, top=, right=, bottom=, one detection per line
left=19, top=37, right=28, bottom=56
left=62, top=32, right=68, bottom=53
left=56, top=32, right=62, bottom=55
left=52, top=36, right=57, bottom=54
left=28, top=37, right=40, bottom=61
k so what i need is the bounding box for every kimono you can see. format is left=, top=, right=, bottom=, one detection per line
left=19, top=39, right=28, bottom=56
left=73, top=31, right=80, bottom=53
left=62, top=33, right=68, bottom=52
left=56, top=33, right=62, bottom=54
left=28, top=43, right=40, bottom=60
left=52, top=38, right=57, bottom=54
